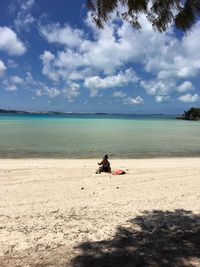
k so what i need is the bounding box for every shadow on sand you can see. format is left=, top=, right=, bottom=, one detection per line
left=71, top=209, right=200, bottom=267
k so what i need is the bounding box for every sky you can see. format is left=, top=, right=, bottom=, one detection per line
left=0, top=0, right=200, bottom=114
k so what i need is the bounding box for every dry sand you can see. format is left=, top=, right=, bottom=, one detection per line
left=0, top=158, right=200, bottom=266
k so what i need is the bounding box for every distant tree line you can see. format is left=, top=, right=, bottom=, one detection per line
left=0, top=109, right=19, bottom=113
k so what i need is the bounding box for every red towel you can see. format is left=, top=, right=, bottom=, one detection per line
left=113, top=169, right=125, bottom=175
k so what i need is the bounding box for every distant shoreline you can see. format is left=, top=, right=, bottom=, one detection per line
left=0, top=108, right=175, bottom=116
left=0, top=109, right=108, bottom=115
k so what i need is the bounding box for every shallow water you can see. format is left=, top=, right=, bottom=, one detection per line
left=0, top=113, right=200, bottom=158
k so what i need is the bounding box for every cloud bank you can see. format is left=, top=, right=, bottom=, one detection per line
left=37, top=13, right=200, bottom=104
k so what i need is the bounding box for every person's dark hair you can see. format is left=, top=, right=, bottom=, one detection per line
left=104, top=154, right=108, bottom=159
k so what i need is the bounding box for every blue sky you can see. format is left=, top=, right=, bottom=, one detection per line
left=0, top=0, right=200, bottom=114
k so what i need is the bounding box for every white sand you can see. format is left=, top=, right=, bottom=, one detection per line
left=0, top=158, right=200, bottom=266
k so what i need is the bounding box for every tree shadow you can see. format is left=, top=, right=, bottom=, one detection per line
left=71, top=209, right=200, bottom=267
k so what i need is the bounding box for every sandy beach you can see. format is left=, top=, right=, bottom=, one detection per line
left=0, top=158, right=200, bottom=266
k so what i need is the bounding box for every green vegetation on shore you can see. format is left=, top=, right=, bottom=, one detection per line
left=177, top=108, right=200, bottom=121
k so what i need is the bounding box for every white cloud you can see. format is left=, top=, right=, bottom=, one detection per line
left=38, top=12, right=200, bottom=103
left=0, top=26, right=26, bottom=55
left=54, top=50, right=85, bottom=68
left=3, top=80, right=16, bottom=91
left=178, top=93, right=199, bottom=103
left=14, top=0, right=35, bottom=31
left=119, top=18, right=200, bottom=90
left=5, top=84, right=17, bottom=91
left=35, top=81, right=79, bottom=102
left=20, top=0, right=35, bottom=10
left=124, top=96, right=144, bottom=105
left=3, top=75, right=24, bottom=91
left=24, top=72, right=37, bottom=85
left=0, top=60, right=7, bottom=77
left=151, top=22, right=200, bottom=81
left=40, top=50, right=59, bottom=81
left=1, top=72, right=53, bottom=95
left=63, top=82, right=80, bottom=102
left=15, top=13, right=35, bottom=31
left=10, top=75, right=24, bottom=84
left=40, top=50, right=55, bottom=62
left=176, top=81, right=193, bottom=93
left=141, top=80, right=178, bottom=102
left=40, top=16, right=169, bottom=84
left=81, top=15, right=171, bottom=75
left=155, top=95, right=171, bottom=103
left=40, top=18, right=155, bottom=80
left=84, top=68, right=138, bottom=96
left=39, top=23, right=84, bottom=48
left=7, top=59, right=18, bottom=68
left=39, top=49, right=95, bottom=82
left=141, top=80, right=175, bottom=96
left=113, top=91, right=127, bottom=98
left=113, top=91, right=145, bottom=106
left=36, top=86, right=61, bottom=98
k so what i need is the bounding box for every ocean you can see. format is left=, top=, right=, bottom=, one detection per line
left=0, top=113, right=200, bottom=158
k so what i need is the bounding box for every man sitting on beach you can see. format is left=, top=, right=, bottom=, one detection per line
left=96, top=154, right=111, bottom=174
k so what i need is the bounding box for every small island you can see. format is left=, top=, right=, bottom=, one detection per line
left=177, top=107, right=200, bottom=120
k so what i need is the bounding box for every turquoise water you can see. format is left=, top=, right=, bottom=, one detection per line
left=0, top=113, right=200, bottom=158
